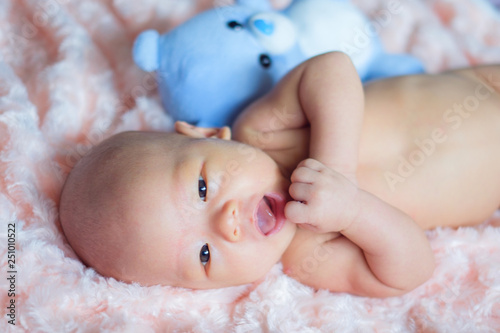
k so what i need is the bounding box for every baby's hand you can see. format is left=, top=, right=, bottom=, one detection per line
left=285, top=159, right=360, bottom=233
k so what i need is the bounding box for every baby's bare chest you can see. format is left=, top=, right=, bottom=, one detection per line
left=358, top=73, right=500, bottom=228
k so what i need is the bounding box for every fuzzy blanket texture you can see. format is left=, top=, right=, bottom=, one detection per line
left=0, top=0, right=500, bottom=332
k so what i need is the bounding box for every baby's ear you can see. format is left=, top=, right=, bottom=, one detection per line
left=174, top=121, right=232, bottom=140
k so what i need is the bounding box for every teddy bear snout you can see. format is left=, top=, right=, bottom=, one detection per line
left=249, top=12, right=297, bottom=55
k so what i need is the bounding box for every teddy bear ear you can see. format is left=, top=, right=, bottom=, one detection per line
left=235, top=0, right=272, bottom=11
left=132, top=30, right=160, bottom=72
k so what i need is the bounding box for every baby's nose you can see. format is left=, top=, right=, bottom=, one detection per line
left=249, top=12, right=297, bottom=54
left=217, top=199, right=241, bottom=242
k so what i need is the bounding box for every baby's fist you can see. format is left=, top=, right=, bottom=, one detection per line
left=285, top=159, right=359, bottom=233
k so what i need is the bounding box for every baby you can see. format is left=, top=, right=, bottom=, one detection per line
left=59, top=52, right=500, bottom=297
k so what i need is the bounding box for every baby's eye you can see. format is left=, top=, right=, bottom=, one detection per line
left=200, top=243, right=210, bottom=267
left=198, top=175, right=207, bottom=201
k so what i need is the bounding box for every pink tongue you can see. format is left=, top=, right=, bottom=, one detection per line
left=257, top=197, right=276, bottom=235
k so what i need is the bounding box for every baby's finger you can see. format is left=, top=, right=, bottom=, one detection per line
left=290, top=166, right=317, bottom=184
left=296, top=158, right=325, bottom=172
left=288, top=182, right=313, bottom=202
left=284, top=201, right=310, bottom=224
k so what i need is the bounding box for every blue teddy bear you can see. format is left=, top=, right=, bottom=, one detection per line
left=133, top=0, right=424, bottom=127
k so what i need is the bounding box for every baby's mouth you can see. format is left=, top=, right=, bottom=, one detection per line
left=255, top=196, right=276, bottom=235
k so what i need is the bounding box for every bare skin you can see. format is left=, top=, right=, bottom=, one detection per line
left=233, top=52, right=500, bottom=296
left=60, top=52, right=500, bottom=297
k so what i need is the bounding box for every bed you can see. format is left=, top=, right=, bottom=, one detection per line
left=1, top=0, right=499, bottom=331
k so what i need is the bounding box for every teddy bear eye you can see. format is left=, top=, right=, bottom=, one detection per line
left=259, top=54, right=272, bottom=69
left=227, top=21, right=244, bottom=31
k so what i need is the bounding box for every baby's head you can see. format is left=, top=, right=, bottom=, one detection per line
left=59, top=122, right=296, bottom=289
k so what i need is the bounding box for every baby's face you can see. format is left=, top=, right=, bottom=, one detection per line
left=107, top=129, right=296, bottom=289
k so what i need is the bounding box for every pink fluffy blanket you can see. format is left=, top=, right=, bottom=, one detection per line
left=1, top=0, right=500, bottom=331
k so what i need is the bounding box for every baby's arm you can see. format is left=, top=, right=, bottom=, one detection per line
left=285, top=54, right=434, bottom=294
left=234, top=52, right=363, bottom=180
left=286, top=158, right=435, bottom=295
left=234, top=52, right=434, bottom=296
left=299, top=52, right=364, bottom=180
